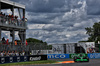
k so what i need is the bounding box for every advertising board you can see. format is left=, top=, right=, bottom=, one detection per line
left=88, top=53, right=100, bottom=59
left=0, top=56, right=28, bottom=64
left=69, top=54, right=87, bottom=59
left=29, top=55, right=47, bottom=61
left=48, top=54, right=69, bottom=59
left=0, top=55, right=47, bottom=64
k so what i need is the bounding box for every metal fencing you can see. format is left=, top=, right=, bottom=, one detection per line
left=0, top=42, right=50, bottom=56
left=0, top=42, right=98, bottom=57
left=28, top=43, right=76, bottom=55
left=0, top=43, right=77, bottom=56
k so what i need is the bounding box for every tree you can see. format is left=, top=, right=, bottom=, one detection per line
left=26, top=38, right=42, bottom=43
left=26, top=38, right=52, bottom=50
left=26, top=38, right=48, bottom=45
left=85, top=22, right=100, bottom=43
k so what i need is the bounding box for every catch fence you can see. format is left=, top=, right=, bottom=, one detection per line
left=0, top=42, right=98, bottom=57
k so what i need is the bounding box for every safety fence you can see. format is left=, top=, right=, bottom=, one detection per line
left=0, top=43, right=52, bottom=56
left=0, top=42, right=97, bottom=56
left=0, top=42, right=99, bottom=57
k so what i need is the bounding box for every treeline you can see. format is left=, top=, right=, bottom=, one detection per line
left=85, top=22, right=100, bottom=43
left=26, top=38, right=47, bottom=45
left=79, top=22, right=100, bottom=50
left=26, top=38, right=52, bottom=50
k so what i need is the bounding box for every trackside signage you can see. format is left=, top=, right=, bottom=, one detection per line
left=0, top=55, right=47, bottom=64
left=70, top=54, right=87, bottom=59
left=88, top=53, right=100, bottom=59
left=29, top=55, right=47, bottom=61
left=47, top=54, right=69, bottom=59
left=30, top=56, right=41, bottom=61
left=0, top=56, right=28, bottom=64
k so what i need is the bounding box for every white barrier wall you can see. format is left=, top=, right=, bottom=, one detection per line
left=52, top=44, right=64, bottom=54
left=66, top=44, right=75, bottom=54
left=78, top=42, right=95, bottom=53
left=52, top=43, right=76, bottom=54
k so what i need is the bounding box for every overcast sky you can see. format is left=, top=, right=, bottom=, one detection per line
left=3, top=0, right=100, bottom=44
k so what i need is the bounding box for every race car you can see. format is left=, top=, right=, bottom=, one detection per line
left=73, top=53, right=89, bottom=62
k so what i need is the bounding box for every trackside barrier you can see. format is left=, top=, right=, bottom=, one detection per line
left=47, top=53, right=100, bottom=59
left=70, top=53, right=100, bottom=59
left=88, top=53, right=100, bottom=59
left=47, top=54, right=69, bottom=59
left=0, top=55, right=47, bottom=64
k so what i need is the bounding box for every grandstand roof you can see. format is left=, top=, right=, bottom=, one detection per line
left=0, top=0, right=25, bottom=9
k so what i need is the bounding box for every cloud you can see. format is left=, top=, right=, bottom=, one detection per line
left=11, top=0, right=70, bottom=13
left=87, top=0, right=100, bottom=15
left=42, top=24, right=65, bottom=32
left=4, top=0, right=100, bottom=44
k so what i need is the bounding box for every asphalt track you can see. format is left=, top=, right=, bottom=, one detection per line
left=21, top=59, right=100, bottom=66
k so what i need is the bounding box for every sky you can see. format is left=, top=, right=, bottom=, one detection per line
left=2, top=0, right=100, bottom=44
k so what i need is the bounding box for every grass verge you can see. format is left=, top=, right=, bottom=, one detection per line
left=0, top=60, right=56, bottom=66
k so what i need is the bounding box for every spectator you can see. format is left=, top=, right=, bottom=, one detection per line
left=4, top=51, right=7, bottom=56
left=15, top=40, right=17, bottom=45
left=15, top=51, right=19, bottom=56
left=22, top=50, right=25, bottom=56
left=15, top=16, right=17, bottom=19
left=25, top=18, right=27, bottom=22
left=0, top=12, right=3, bottom=16
left=12, top=51, right=15, bottom=56
left=20, top=52, right=23, bottom=56
left=2, top=37, right=5, bottom=44
left=0, top=39, right=2, bottom=44
left=9, top=51, right=11, bottom=56
left=5, top=15, right=9, bottom=24
left=1, top=51, right=4, bottom=57
left=6, top=39, right=10, bottom=51
left=6, top=51, right=10, bottom=56
left=6, top=39, right=9, bottom=45
left=26, top=40, right=28, bottom=46
left=22, top=16, right=24, bottom=21
left=11, top=15, right=14, bottom=24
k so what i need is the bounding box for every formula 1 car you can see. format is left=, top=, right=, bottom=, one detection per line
left=73, top=53, right=89, bottom=62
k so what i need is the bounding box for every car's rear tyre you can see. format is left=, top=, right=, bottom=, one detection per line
left=87, top=58, right=89, bottom=62
left=84, top=57, right=89, bottom=62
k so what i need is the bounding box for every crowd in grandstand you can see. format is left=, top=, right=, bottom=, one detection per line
left=0, top=50, right=25, bottom=57
left=1, top=37, right=28, bottom=45
left=0, top=12, right=27, bottom=27
left=0, top=37, right=29, bottom=57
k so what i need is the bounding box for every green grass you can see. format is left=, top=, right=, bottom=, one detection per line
left=0, top=60, right=56, bottom=66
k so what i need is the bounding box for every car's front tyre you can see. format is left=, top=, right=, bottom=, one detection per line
left=74, top=57, right=77, bottom=62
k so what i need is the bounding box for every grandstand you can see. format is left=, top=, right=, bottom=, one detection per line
left=0, top=0, right=28, bottom=56
left=0, top=0, right=26, bottom=43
